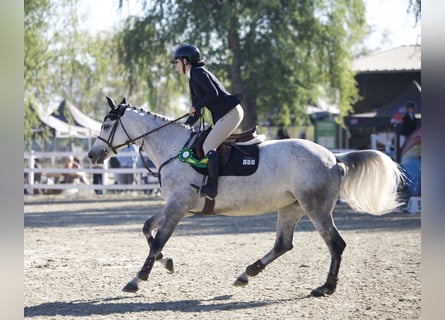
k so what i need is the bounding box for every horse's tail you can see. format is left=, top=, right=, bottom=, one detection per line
left=335, top=150, right=405, bottom=215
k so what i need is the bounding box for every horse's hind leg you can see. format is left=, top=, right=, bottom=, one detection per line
left=234, top=203, right=304, bottom=286
left=307, top=209, right=346, bottom=297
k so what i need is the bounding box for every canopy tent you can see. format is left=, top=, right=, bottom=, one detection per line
left=376, top=81, right=421, bottom=118
left=344, top=81, right=421, bottom=127
left=306, top=96, right=339, bottom=121
left=66, top=101, right=101, bottom=136
left=29, top=100, right=102, bottom=139
left=38, top=108, right=92, bottom=139
left=52, top=100, right=101, bottom=136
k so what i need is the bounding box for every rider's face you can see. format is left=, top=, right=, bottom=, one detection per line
left=175, top=59, right=188, bottom=75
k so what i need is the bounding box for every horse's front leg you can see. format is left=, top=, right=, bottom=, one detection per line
left=142, top=213, right=174, bottom=274
left=123, top=204, right=185, bottom=293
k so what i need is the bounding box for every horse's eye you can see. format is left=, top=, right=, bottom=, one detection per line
left=103, top=124, right=111, bottom=130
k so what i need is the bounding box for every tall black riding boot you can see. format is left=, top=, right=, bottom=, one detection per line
left=191, top=150, right=220, bottom=200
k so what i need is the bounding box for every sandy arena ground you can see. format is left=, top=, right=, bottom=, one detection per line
left=24, top=194, right=420, bottom=319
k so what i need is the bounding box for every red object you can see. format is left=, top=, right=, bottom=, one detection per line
left=393, top=113, right=403, bottom=124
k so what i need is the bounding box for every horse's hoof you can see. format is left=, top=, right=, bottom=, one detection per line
left=311, top=285, right=335, bottom=297
left=233, top=277, right=249, bottom=287
left=165, top=258, right=174, bottom=273
left=138, top=270, right=149, bottom=281
left=122, top=282, right=139, bottom=293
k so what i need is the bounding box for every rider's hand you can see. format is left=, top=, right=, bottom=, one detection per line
left=189, top=107, right=197, bottom=116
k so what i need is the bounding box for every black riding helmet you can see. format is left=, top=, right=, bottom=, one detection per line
left=170, top=44, right=201, bottom=65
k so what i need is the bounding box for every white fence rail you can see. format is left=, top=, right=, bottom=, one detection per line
left=24, top=151, right=160, bottom=195
left=370, top=133, right=394, bottom=155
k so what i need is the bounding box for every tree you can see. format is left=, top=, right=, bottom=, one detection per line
left=24, top=0, right=53, bottom=145
left=408, top=0, right=421, bottom=25
left=118, top=0, right=366, bottom=129
left=116, top=13, right=191, bottom=116
left=24, top=0, right=133, bottom=148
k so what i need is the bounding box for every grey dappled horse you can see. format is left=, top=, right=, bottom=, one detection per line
left=88, top=97, right=403, bottom=297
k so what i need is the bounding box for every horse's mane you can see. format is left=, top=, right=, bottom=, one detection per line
left=127, top=104, right=187, bottom=129
left=105, top=98, right=187, bottom=130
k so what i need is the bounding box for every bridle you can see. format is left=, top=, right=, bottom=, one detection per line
left=96, top=103, right=193, bottom=184
left=97, top=104, right=189, bottom=153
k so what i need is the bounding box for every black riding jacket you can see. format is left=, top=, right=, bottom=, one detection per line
left=185, top=66, right=240, bottom=126
left=399, top=112, right=417, bottom=137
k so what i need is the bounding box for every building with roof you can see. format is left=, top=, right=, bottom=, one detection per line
left=345, top=45, right=421, bottom=149
left=352, top=45, right=420, bottom=114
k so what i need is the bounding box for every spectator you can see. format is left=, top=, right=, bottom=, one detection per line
left=64, top=155, right=89, bottom=184
left=298, top=128, right=307, bottom=139
left=92, top=164, right=104, bottom=195
left=137, top=153, right=158, bottom=195
left=33, top=158, right=42, bottom=186
left=117, top=145, right=138, bottom=186
left=399, top=101, right=418, bottom=148
left=276, top=126, right=290, bottom=139
left=25, top=158, right=44, bottom=195
left=108, top=155, right=121, bottom=193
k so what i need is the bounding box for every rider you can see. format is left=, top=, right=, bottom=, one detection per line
left=171, top=44, right=244, bottom=200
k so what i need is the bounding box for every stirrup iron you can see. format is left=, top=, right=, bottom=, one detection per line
left=190, top=183, right=215, bottom=200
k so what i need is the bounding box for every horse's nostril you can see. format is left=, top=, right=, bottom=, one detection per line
left=87, top=151, right=93, bottom=159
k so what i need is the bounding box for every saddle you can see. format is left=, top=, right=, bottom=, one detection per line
left=185, top=126, right=265, bottom=216
left=191, top=126, right=264, bottom=162
left=189, top=126, right=265, bottom=175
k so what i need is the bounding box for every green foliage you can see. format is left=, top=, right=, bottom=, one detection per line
left=24, top=0, right=132, bottom=147
left=25, top=0, right=370, bottom=150
left=118, top=0, right=366, bottom=128
left=24, top=0, right=52, bottom=145
left=408, top=0, right=421, bottom=24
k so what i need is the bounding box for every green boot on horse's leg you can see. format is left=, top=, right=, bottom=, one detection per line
left=191, top=150, right=219, bottom=200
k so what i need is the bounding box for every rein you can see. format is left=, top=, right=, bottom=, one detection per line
left=139, top=131, right=195, bottom=186
left=97, top=112, right=189, bottom=152
left=97, top=107, right=194, bottom=186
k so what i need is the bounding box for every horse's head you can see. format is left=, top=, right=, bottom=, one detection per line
left=88, top=97, right=133, bottom=164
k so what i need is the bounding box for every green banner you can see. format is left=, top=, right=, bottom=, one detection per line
left=315, top=120, right=337, bottom=149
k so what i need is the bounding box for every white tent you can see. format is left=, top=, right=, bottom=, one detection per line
left=66, top=101, right=102, bottom=136
left=37, top=107, right=92, bottom=139
left=305, top=96, right=339, bottom=120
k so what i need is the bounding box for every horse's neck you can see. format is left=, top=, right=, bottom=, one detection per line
left=128, top=110, right=190, bottom=168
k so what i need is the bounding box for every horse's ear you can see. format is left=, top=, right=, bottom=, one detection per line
left=120, top=97, right=127, bottom=105
left=106, top=96, right=116, bottom=109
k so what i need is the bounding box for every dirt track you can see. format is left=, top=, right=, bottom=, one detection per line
left=24, top=194, right=420, bottom=319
